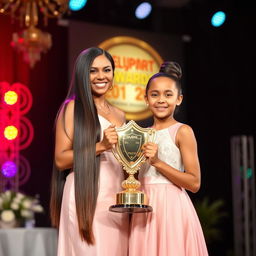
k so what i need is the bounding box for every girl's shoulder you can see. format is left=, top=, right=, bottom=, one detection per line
left=175, top=123, right=196, bottom=146
left=167, top=122, right=189, bottom=145
left=167, top=122, right=189, bottom=135
left=176, top=123, right=194, bottom=134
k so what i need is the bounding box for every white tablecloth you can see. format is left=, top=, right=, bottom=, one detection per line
left=0, top=228, right=57, bottom=256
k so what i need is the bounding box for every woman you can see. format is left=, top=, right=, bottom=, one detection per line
left=50, top=47, right=129, bottom=256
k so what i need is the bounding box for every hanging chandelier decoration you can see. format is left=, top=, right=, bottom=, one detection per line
left=0, top=0, right=69, bottom=68
left=11, top=26, right=52, bottom=68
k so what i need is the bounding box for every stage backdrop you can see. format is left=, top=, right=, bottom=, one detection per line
left=68, top=21, right=186, bottom=125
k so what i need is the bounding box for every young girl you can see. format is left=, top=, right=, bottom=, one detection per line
left=129, top=62, right=208, bottom=255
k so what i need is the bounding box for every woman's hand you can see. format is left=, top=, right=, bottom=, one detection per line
left=100, top=124, right=118, bottom=151
left=142, top=142, right=159, bottom=165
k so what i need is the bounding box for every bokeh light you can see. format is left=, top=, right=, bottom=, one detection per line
left=4, top=125, right=18, bottom=140
left=211, top=11, right=226, bottom=27
left=1, top=161, right=17, bottom=178
left=135, top=2, right=152, bottom=19
left=69, top=0, right=88, bottom=11
left=4, top=91, right=18, bottom=105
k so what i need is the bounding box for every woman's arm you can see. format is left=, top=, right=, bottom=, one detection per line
left=55, top=100, right=123, bottom=167
left=143, top=125, right=201, bottom=193
left=96, top=106, right=125, bottom=155
left=54, top=100, right=74, bottom=171
left=95, top=124, right=118, bottom=155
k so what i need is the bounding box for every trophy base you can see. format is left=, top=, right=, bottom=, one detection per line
left=116, top=190, right=148, bottom=204
left=109, top=204, right=153, bottom=213
left=110, top=188, right=153, bottom=213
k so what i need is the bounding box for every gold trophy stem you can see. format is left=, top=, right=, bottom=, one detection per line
left=113, top=172, right=152, bottom=211
left=122, top=174, right=141, bottom=192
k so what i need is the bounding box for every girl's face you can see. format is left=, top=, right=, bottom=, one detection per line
left=90, top=54, right=114, bottom=96
left=145, top=76, right=183, bottom=120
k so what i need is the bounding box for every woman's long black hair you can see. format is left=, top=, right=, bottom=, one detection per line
left=50, top=47, right=115, bottom=244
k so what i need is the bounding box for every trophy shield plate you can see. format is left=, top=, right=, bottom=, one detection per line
left=110, top=120, right=155, bottom=213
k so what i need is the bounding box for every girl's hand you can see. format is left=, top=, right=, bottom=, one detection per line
left=100, top=124, right=118, bottom=151
left=142, top=142, right=159, bottom=165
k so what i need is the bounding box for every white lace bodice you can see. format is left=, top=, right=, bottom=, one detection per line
left=139, top=123, right=184, bottom=184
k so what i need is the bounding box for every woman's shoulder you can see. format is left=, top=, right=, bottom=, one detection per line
left=65, top=99, right=75, bottom=109
left=58, top=99, right=74, bottom=121
left=110, top=105, right=126, bottom=122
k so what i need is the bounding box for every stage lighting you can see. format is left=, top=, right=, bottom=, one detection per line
left=4, top=91, right=18, bottom=105
left=4, top=125, right=18, bottom=140
left=135, top=2, right=152, bottom=19
left=1, top=161, right=17, bottom=178
left=69, top=0, right=88, bottom=11
left=211, top=11, right=226, bottom=27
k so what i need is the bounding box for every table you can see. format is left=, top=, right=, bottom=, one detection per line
left=0, top=228, right=57, bottom=256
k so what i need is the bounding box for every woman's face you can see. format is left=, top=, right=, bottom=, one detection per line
left=90, top=54, right=114, bottom=96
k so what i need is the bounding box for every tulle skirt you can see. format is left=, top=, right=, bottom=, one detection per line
left=57, top=172, right=129, bottom=256
left=129, top=183, right=208, bottom=256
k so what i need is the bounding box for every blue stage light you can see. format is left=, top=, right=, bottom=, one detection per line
left=211, top=11, right=226, bottom=27
left=135, top=2, right=152, bottom=19
left=69, top=0, right=88, bottom=11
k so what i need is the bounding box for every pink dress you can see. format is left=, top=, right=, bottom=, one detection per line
left=129, top=123, right=208, bottom=256
left=57, top=115, right=129, bottom=256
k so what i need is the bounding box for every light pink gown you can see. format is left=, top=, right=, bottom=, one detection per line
left=129, top=123, right=208, bottom=256
left=57, top=115, right=129, bottom=256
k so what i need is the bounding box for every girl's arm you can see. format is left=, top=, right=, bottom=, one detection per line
left=143, top=125, right=201, bottom=193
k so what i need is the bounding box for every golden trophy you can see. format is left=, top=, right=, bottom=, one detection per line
left=109, top=120, right=155, bottom=213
